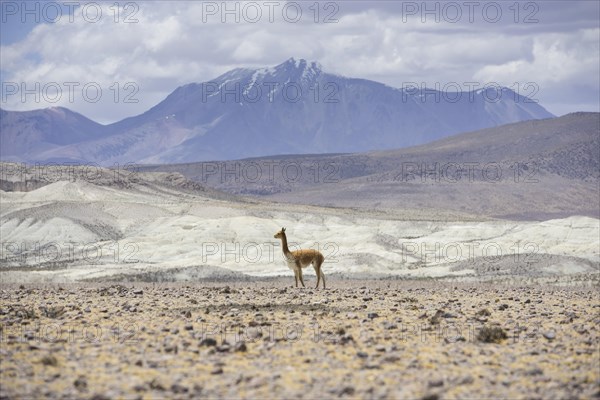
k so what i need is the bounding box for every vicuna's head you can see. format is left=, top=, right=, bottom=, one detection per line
left=274, top=227, right=286, bottom=239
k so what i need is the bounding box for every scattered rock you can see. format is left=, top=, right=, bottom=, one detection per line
left=171, top=383, right=189, bottom=393
left=525, top=368, right=544, bottom=376
left=338, top=386, right=355, bottom=396
left=164, top=345, right=178, bottom=353
left=383, top=321, right=397, bottom=330
left=41, top=354, right=58, bottom=366
left=216, top=343, right=231, bottom=352
left=149, top=378, right=165, bottom=391
left=375, top=345, right=386, bottom=352
left=383, top=354, right=401, bottom=363
left=133, top=384, right=147, bottom=392
left=74, top=376, right=88, bottom=391
left=430, top=310, right=444, bottom=325
left=444, top=335, right=466, bottom=343
left=200, top=338, right=217, bottom=347
left=90, top=394, right=111, bottom=400
left=41, top=306, right=65, bottom=319
left=477, top=326, right=508, bottom=343
left=340, top=334, right=354, bottom=344
left=363, top=363, right=381, bottom=370
left=428, top=379, right=444, bottom=388
left=476, top=308, right=492, bottom=317
left=234, top=342, right=247, bottom=352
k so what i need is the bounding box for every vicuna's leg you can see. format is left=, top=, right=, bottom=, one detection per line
left=298, top=268, right=306, bottom=288
left=294, top=270, right=299, bottom=287
left=313, top=263, right=321, bottom=289
left=315, top=259, right=326, bottom=289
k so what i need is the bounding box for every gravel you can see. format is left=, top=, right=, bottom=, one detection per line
left=1, top=279, right=598, bottom=399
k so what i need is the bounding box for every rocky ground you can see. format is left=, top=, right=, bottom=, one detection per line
left=1, top=279, right=599, bottom=399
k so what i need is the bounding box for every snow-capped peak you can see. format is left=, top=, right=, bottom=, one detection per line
left=278, top=57, right=322, bottom=74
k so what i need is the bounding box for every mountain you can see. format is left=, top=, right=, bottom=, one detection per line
left=1, top=58, right=554, bottom=165
left=0, top=107, right=105, bottom=162
left=139, top=112, right=600, bottom=220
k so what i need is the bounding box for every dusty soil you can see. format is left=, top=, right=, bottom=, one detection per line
left=1, top=279, right=599, bottom=399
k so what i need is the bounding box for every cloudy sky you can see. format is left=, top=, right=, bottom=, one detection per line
left=1, top=0, right=598, bottom=123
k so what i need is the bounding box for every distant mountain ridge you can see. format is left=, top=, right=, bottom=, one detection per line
left=1, top=57, right=554, bottom=165
left=139, top=112, right=600, bottom=220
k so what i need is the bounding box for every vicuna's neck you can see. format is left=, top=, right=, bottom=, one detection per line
left=279, top=233, right=291, bottom=255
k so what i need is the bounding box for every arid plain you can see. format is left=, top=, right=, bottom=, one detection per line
left=1, top=281, right=599, bottom=399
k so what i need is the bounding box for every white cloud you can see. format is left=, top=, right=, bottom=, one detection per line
left=473, top=28, right=600, bottom=115
left=1, top=1, right=598, bottom=123
left=474, top=29, right=600, bottom=84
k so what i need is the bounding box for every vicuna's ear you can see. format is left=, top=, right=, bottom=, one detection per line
left=282, top=227, right=286, bottom=232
